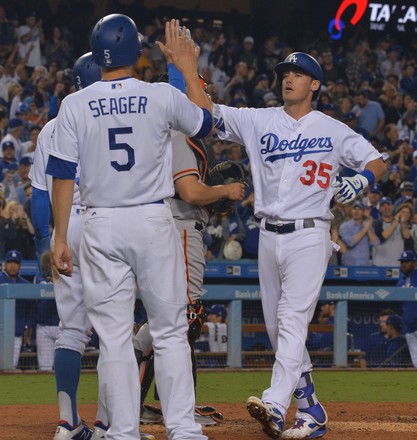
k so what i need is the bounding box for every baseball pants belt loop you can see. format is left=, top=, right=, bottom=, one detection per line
left=264, top=218, right=315, bottom=234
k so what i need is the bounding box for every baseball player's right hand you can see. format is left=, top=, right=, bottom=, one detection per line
left=157, top=19, right=199, bottom=75
left=50, top=241, right=73, bottom=277
left=225, top=182, right=246, bottom=201
left=331, top=174, right=368, bottom=204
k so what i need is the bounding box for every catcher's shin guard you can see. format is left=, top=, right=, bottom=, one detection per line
left=133, top=323, right=155, bottom=404
left=187, top=301, right=206, bottom=389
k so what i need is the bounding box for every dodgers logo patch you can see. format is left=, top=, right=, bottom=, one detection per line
left=260, top=133, right=333, bottom=162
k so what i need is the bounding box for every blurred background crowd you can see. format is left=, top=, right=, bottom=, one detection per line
left=0, top=1, right=416, bottom=263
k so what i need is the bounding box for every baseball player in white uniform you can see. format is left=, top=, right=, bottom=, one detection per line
left=166, top=28, right=387, bottom=439
left=134, top=63, right=244, bottom=426
left=46, top=14, right=211, bottom=440
left=30, top=53, right=99, bottom=440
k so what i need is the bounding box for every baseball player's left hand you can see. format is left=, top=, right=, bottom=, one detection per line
left=331, top=174, right=368, bottom=204
left=50, top=241, right=73, bottom=276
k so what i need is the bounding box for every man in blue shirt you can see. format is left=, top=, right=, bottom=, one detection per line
left=0, top=249, right=32, bottom=368
left=383, top=314, right=412, bottom=367
left=339, top=200, right=379, bottom=265
left=396, top=250, right=417, bottom=367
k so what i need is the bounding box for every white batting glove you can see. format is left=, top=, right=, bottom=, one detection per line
left=331, top=174, right=370, bottom=204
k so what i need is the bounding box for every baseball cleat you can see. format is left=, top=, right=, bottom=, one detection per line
left=91, top=421, right=108, bottom=440
left=282, top=403, right=328, bottom=439
left=140, top=404, right=164, bottom=424
left=195, top=405, right=224, bottom=425
left=246, top=396, right=284, bottom=438
left=53, top=420, right=93, bottom=439
left=281, top=419, right=326, bottom=439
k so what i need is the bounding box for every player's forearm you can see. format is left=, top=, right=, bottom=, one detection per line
left=178, top=181, right=229, bottom=206
left=51, top=178, right=73, bottom=242
left=364, top=157, right=387, bottom=183
left=184, top=74, right=214, bottom=114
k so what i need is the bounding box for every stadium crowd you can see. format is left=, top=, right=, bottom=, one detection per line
left=0, top=5, right=415, bottom=264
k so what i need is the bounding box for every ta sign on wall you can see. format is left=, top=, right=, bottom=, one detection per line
left=328, top=0, right=417, bottom=40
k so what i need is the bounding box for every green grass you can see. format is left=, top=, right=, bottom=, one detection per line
left=1, top=371, right=416, bottom=405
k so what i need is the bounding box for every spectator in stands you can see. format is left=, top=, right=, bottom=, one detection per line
left=253, top=73, right=270, bottom=108
left=352, top=89, right=385, bottom=140
left=257, top=38, right=280, bottom=82
left=237, top=36, right=258, bottom=69
left=0, top=118, right=27, bottom=160
left=393, top=181, right=414, bottom=213
left=372, top=197, right=414, bottom=266
left=396, top=250, right=417, bottom=367
left=381, top=164, right=403, bottom=201
left=16, top=11, right=45, bottom=74
left=4, top=200, right=35, bottom=258
left=400, top=63, right=417, bottom=101
left=0, top=249, right=32, bottom=368
left=381, top=47, right=402, bottom=80
left=223, top=61, right=251, bottom=106
left=395, top=137, right=413, bottom=177
left=3, top=156, right=32, bottom=202
left=35, top=250, right=59, bottom=371
left=346, top=40, right=368, bottom=92
left=364, top=183, right=383, bottom=220
left=341, top=111, right=370, bottom=140
left=362, top=308, right=396, bottom=368
left=338, top=200, right=378, bottom=266
left=44, top=25, right=72, bottom=69
left=321, top=48, right=346, bottom=85
left=206, top=138, right=226, bottom=166
left=0, top=141, right=18, bottom=179
left=0, top=195, right=15, bottom=258
left=21, top=125, right=41, bottom=161
left=397, top=109, right=417, bottom=149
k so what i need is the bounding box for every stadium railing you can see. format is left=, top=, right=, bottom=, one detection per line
left=0, top=260, right=415, bottom=370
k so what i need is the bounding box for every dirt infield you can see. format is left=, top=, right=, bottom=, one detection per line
left=3, top=402, right=417, bottom=439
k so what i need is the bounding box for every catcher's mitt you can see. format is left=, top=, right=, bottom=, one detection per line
left=206, top=161, right=246, bottom=214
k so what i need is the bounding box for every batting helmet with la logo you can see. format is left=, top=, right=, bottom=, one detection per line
left=274, top=52, right=323, bottom=100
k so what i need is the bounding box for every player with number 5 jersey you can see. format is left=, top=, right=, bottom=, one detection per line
left=46, top=14, right=211, bottom=440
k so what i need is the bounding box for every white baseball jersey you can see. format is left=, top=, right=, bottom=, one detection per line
left=215, top=104, right=381, bottom=220
left=29, top=119, right=80, bottom=205
left=48, top=78, right=204, bottom=207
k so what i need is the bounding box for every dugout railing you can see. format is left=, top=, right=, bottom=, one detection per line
left=1, top=260, right=416, bottom=370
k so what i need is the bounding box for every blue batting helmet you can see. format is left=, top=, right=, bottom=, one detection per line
left=274, top=52, right=323, bottom=100
left=73, top=52, right=101, bottom=91
left=91, top=14, right=142, bottom=68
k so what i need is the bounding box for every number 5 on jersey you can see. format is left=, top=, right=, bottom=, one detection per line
left=108, top=127, right=135, bottom=171
left=300, top=160, right=332, bottom=188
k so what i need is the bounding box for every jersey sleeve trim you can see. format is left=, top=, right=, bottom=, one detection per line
left=46, top=155, right=77, bottom=179
left=192, top=108, right=213, bottom=139
left=173, top=168, right=200, bottom=181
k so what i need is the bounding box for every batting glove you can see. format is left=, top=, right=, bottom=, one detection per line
left=331, top=170, right=375, bottom=204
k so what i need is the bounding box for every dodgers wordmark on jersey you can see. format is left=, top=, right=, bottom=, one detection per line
left=215, top=104, right=381, bottom=221
left=47, top=78, right=204, bottom=207
left=29, top=119, right=81, bottom=206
